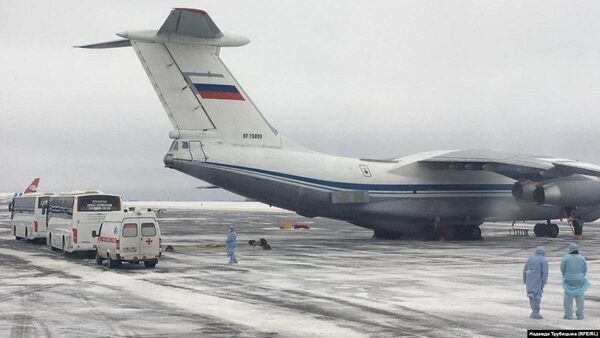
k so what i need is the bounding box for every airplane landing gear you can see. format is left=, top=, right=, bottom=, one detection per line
left=533, top=222, right=559, bottom=238
left=572, top=218, right=584, bottom=238
left=464, top=225, right=482, bottom=240
left=373, top=228, right=403, bottom=239
left=435, top=225, right=481, bottom=241
left=373, top=225, right=482, bottom=241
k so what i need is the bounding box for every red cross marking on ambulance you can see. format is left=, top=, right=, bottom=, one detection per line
left=145, top=238, right=153, bottom=245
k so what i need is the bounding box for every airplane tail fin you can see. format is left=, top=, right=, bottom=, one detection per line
left=78, top=8, right=281, bottom=148
left=24, top=178, right=40, bottom=194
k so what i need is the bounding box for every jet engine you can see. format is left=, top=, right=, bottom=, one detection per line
left=511, top=181, right=538, bottom=202
left=533, top=179, right=600, bottom=206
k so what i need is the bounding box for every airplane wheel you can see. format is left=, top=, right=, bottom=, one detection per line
left=373, top=229, right=384, bottom=238
left=373, top=228, right=402, bottom=239
left=572, top=219, right=584, bottom=236
left=421, top=225, right=437, bottom=240
left=441, top=225, right=456, bottom=241
left=534, top=223, right=546, bottom=237
left=547, top=223, right=559, bottom=238
left=467, top=226, right=482, bottom=240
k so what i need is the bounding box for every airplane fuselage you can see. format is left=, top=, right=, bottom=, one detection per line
left=164, top=140, right=600, bottom=237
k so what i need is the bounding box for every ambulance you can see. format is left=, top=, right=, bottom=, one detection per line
left=93, top=209, right=161, bottom=269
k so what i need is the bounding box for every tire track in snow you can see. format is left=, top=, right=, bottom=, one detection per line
left=0, top=248, right=367, bottom=338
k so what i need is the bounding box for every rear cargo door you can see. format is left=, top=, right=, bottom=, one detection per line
left=121, top=222, right=140, bottom=256
left=189, top=141, right=207, bottom=161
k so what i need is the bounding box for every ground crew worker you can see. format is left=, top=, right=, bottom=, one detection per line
left=226, top=225, right=238, bottom=264
left=561, top=243, right=590, bottom=320
left=523, top=246, right=548, bottom=319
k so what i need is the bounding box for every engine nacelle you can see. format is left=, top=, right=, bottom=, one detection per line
left=533, top=179, right=600, bottom=206
left=512, top=181, right=538, bottom=202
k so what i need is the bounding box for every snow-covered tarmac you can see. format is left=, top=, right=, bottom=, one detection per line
left=0, top=205, right=598, bottom=337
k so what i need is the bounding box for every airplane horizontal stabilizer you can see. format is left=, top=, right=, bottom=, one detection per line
left=76, top=39, right=132, bottom=49
left=158, top=8, right=223, bottom=39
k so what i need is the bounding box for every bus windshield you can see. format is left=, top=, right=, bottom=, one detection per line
left=77, top=195, right=121, bottom=212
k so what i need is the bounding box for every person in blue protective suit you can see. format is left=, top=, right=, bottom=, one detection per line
left=523, top=246, right=548, bottom=319
left=226, top=225, right=238, bottom=264
left=561, top=243, right=590, bottom=320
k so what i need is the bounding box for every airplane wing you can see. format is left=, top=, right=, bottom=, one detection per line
left=419, top=149, right=600, bottom=181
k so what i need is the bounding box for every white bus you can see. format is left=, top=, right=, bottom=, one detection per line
left=11, top=193, right=55, bottom=241
left=47, top=191, right=122, bottom=253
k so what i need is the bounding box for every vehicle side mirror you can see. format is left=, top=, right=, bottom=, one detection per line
left=92, top=231, right=97, bottom=238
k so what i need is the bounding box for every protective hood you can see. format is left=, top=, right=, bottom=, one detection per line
left=567, top=243, right=579, bottom=254
left=534, top=246, right=545, bottom=256
left=228, top=225, right=235, bottom=231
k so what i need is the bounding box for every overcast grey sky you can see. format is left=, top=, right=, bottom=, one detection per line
left=1, top=1, right=600, bottom=200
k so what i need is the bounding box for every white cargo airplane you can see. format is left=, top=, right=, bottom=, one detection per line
left=0, top=178, right=40, bottom=206
left=80, top=9, right=600, bottom=240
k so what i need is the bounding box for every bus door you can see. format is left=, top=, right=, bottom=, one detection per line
left=38, top=196, right=49, bottom=230
left=121, top=222, right=140, bottom=255
left=140, top=220, right=159, bottom=256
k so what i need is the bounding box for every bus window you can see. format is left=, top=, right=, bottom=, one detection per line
left=141, top=223, right=157, bottom=237
left=13, top=197, right=36, bottom=213
left=122, top=223, right=138, bottom=237
left=78, top=195, right=121, bottom=212
left=49, top=197, right=74, bottom=218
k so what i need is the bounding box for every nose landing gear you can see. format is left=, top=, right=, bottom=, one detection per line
left=571, top=218, right=584, bottom=239
left=565, top=209, right=584, bottom=239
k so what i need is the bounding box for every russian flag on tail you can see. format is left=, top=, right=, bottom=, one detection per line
left=194, top=83, right=245, bottom=101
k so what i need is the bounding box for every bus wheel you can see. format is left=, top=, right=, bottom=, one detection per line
left=25, top=228, right=29, bottom=241
left=62, top=237, right=67, bottom=254
left=14, top=226, right=22, bottom=240
left=95, top=251, right=103, bottom=265
left=49, top=234, right=59, bottom=251
left=144, top=260, right=157, bottom=269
